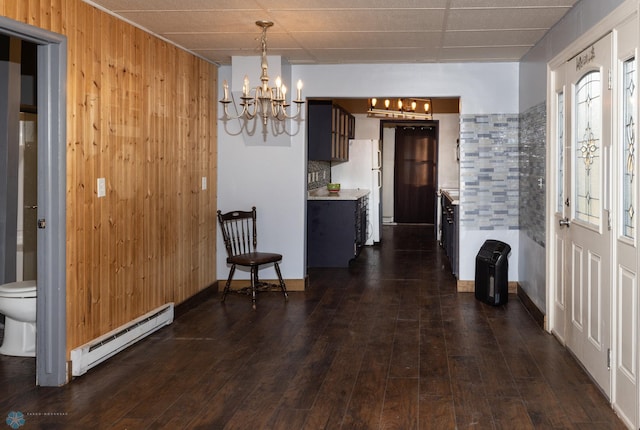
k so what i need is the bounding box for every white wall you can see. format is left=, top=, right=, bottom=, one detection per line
left=217, top=64, right=307, bottom=282
left=459, top=230, right=520, bottom=283
left=296, top=63, right=518, bottom=114
left=217, top=62, right=518, bottom=282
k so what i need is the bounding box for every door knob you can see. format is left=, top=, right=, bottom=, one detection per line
left=559, top=217, right=570, bottom=227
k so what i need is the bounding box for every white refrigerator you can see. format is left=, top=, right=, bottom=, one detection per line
left=331, top=139, right=382, bottom=245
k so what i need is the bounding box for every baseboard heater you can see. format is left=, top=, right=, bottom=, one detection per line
left=70, top=302, right=174, bottom=376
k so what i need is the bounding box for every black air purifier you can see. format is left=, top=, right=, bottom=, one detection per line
left=475, top=240, right=511, bottom=306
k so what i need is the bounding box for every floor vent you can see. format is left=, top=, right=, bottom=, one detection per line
left=70, top=303, right=174, bottom=376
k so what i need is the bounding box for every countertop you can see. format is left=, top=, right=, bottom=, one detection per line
left=441, top=188, right=459, bottom=205
left=308, top=188, right=370, bottom=201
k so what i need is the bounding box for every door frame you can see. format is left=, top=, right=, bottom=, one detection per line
left=545, top=0, right=638, bottom=425
left=380, top=119, right=440, bottom=224
left=0, top=17, right=67, bottom=386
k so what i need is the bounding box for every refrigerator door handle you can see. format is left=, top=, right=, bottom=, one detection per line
left=376, top=170, right=382, bottom=188
left=375, top=148, right=382, bottom=169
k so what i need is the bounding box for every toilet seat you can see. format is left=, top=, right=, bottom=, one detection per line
left=0, top=280, right=37, bottom=298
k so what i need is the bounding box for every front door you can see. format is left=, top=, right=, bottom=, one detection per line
left=556, top=34, right=613, bottom=398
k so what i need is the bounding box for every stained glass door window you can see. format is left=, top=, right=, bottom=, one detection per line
left=574, top=71, right=602, bottom=226
left=557, top=91, right=564, bottom=213
left=622, top=57, right=636, bottom=239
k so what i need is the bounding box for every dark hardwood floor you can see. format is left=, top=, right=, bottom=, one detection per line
left=0, top=224, right=628, bottom=429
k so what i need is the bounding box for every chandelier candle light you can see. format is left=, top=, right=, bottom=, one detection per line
left=219, top=20, right=304, bottom=126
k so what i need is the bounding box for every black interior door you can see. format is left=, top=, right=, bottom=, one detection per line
left=394, top=126, right=437, bottom=224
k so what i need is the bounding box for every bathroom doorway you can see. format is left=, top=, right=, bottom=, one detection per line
left=0, top=17, right=67, bottom=387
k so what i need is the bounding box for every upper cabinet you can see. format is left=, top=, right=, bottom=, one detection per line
left=308, top=100, right=355, bottom=161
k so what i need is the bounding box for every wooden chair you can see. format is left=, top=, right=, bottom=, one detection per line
left=217, top=207, right=288, bottom=309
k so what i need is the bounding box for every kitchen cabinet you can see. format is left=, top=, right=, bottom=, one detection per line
left=307, top=190, right=368, bottom=267
left=308, top=100, right=355, bottom=161
left=440, top=191, right=458, bottom=277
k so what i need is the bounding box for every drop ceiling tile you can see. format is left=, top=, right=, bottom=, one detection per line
left=87, top=0, right=264, bottom=11
left=450, top=0, right=577, bottom=7
left=311, top=47, right=441, bottom=64
left=116, top=10, right=269, bottom=33
left=446, top=7, right=572, bottom=31
left=292, top=31, right=441, bottom=49
left=439, top=46, right=530, bottom=61
left=268, top=9, right=446, bottom=32
left=166, top=32, right=302, bottom=51
left=256, top=0, right=448, bottom=9
left=443, top=29, right=546, bottom=47
left=194, top=48, right=315, bottom=65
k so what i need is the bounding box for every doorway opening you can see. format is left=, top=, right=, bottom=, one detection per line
left=393, top=124, right=438, bottom=224
left=0, top=17, right=67, bottom=387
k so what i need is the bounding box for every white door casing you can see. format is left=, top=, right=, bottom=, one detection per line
left=613, top=15, right=638, bottom=428
left=551, top=62, right=569, bottom=344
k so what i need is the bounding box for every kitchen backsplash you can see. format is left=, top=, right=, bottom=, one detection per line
left=307, top=160, right=331, bottom=190
left=519, top=103, right=546, bottom=247
left=459, top=113, right=520, bottom=230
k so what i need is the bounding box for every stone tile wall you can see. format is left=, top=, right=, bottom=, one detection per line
left=519, top=103, right=547, bottom=247
left=307, top=160, right=330, bottom=190
left=459, top=114, right=520, bottom=230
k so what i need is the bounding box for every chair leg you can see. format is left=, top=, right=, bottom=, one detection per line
left=221, top=264, right=236, bottom=303
left=250, top=266, right=258, bottom=310
left=274, top=262, right=288, bottom=301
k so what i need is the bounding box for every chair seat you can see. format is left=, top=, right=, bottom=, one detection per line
left=227, top=251, right=282, bottom=266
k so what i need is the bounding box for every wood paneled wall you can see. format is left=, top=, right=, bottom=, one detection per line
left=0, top=0, right=217, bottom=354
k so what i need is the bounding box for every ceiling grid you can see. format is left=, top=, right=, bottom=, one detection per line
left=84, top=0, right=579, bottom=65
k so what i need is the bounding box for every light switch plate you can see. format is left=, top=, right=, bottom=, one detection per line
left=97, top=178, right=106, bottom=198
left=202, top=176, right=207, bottom=190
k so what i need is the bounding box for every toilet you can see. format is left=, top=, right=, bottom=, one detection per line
left=0, top=280, right=36, bottom=357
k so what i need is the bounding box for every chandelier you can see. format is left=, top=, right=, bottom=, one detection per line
left=219, top=20, right=304, bottom=126
left=367, top=97, right=432, bottom=120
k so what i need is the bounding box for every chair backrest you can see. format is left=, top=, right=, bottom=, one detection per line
left=217, top=207, right=257, bottom=257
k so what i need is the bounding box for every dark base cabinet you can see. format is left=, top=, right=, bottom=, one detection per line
left=307, top=197, right=367, bottom=267
left=440, top=193, right=458, bottom=277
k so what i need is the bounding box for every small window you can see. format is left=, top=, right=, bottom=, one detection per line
left=622, top=57, right=636, bottom=239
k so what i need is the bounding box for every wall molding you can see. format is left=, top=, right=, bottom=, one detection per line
left=516, top=284, right=545, bottom=329
left=456, top=280, right=517, bottom=294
